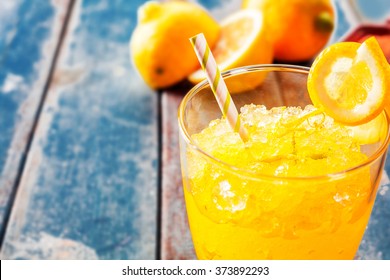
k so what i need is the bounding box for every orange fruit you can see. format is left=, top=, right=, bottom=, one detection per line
left=188, top=9, right=273, bottom=91
left=130, top=1, right=220, bottom=89
left=307, top=37, right=390, bottom=126
left=242, top=0, right=335, bottom=62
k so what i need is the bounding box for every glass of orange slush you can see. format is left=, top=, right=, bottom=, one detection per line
left=178, top=64, right=390, bottom=260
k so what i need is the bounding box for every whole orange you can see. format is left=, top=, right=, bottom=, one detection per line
left=242, top=0, right=335, bottom=62
left=130, top=1, right=220, bottom=89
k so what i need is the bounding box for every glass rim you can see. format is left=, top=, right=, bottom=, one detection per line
left=178, top=64, right=390, bottom=182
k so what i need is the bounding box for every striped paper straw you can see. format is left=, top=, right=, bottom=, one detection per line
left=190, top=33, right=248, bottom=141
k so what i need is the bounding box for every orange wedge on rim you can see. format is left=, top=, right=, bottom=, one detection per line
left=346, top=113, right=387, bottom=144
left=308, top=36, right=390, bottom=126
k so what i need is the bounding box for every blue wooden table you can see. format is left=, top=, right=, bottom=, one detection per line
left=0, top=0, right=389, bottom=260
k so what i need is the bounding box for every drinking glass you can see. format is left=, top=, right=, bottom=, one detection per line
left=178, top=64, right=390, bottom=259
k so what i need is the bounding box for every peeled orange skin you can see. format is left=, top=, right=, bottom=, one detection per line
left=242, top=0, right=334, bottom=62
left=187, top=9, right=273, bottom=92
left=307, top=38, right=389, bottom=126
left=130, top=1, right=220, bottom=89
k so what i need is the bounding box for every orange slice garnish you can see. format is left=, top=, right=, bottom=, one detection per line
left=308, top=36, right=390, bottom=126
left=346, top=113, right=387, bottom=144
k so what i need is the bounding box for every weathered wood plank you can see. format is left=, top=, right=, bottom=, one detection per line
left=358, top=178, right=390, bottom=259
left=1, top=0, right=158, bottom=259
left=159, top=0, right=242, bottom=260
left=161, top=86, right=196, bottom=260
left=0, top=0, right=71, bottom=236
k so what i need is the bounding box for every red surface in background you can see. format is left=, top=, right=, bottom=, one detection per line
left=343, top=19, right=390, bottom=63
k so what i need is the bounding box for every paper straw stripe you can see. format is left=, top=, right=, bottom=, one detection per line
left=223, top=92, right=231, bottom=117
left=212, top=68, right=220, bottom=94
left=190, top=33, right=248, bottom=141
left=202, top=46, right=210, bottom=71
left=234, top=115, right=242, bottom=132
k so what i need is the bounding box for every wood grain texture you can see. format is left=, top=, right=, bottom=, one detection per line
left=357, top=167, right=390, bottom=259
left=161, top=87, right=196, bottom=260
left=1, top=0, right=158, bottom=259
left=0, top=0, right=71, bottom=233
left=159, top=0, right=242, bottom=260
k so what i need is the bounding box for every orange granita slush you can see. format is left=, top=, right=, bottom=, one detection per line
left=182, top=105, right=377, bottom=260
